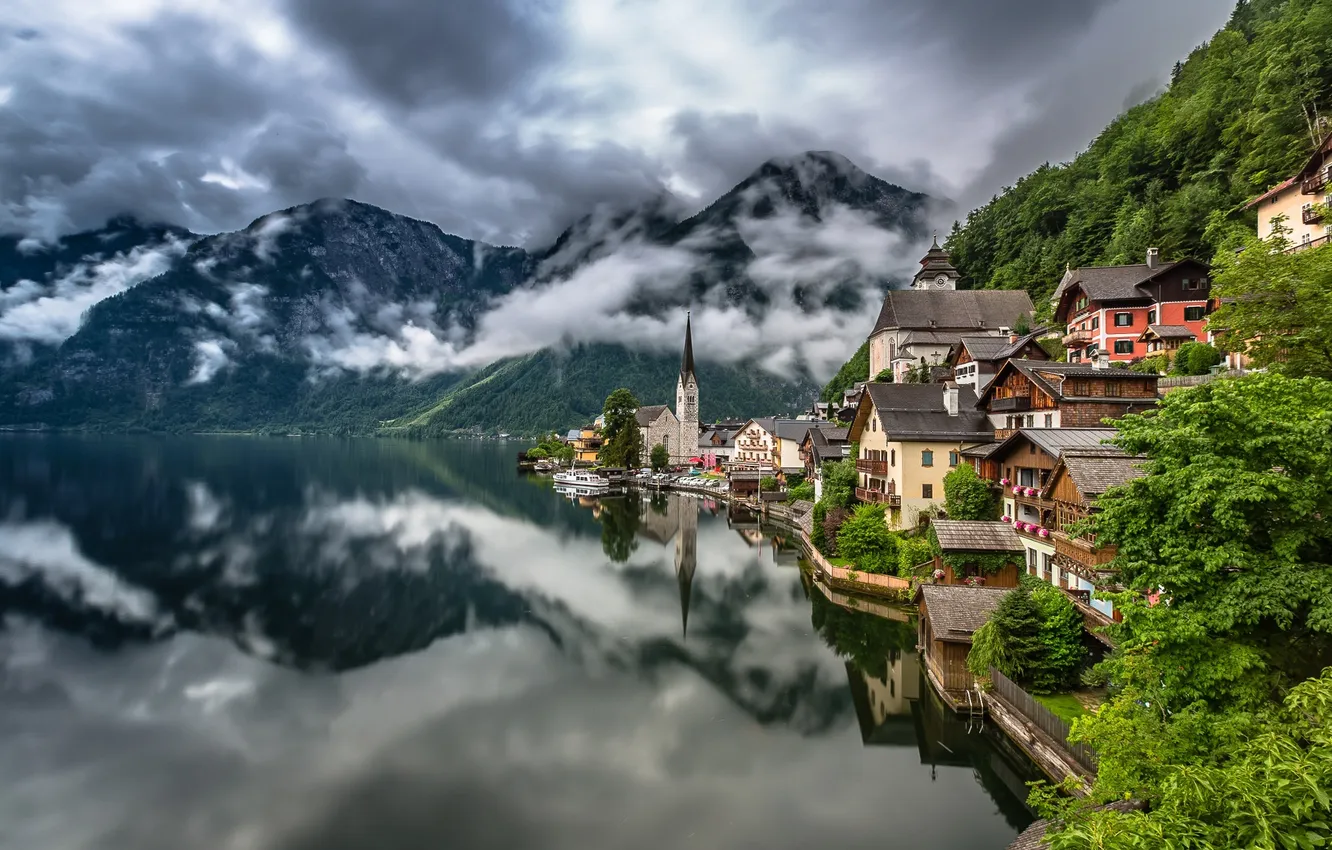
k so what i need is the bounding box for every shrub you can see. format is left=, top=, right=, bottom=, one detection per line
left=760, top=475, right=779, bottom=492
left=650, top=443, right=670, bottom=471
left=1129, top=354, right=1167, bottom=374
left=943, top=464, right=995, bottom=520
left=1169, top=341, right=1222, bottom=376
left=836, top=503, right=897, bottom=573
left=896, top=535, right=934, bottom=577
left=822, top=507, right=851, bottom=556
left=788, top=481, right=815, bottom=503
left=1029, top=584, right=1087, bottom=693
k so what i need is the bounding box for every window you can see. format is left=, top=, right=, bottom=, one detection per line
left=1184, top=278, right=1202, bottom=290
left=949, top=451, right=959, bottom=467
left=1091, top=316, right=1099, bottom=330
left=687, top=394, right=695, bottom=404
left=1071, top=380, right=1090, bottom=396
left=1106, top=381, right=1123, bottom=397
left=1114, top=339, right=1134, bottom=355
left=1114, top=312, right=1133, bottom=327
left=890, top=449, right=896, bottom=466
left=1044, top=413, right=1053, bottom=427
left=1148, top=309, right=1156, bottom=324
left=1076, top=296, right=1088, bottom=310
left=1085, top=344, right=1098, bottom=357
left=922, top=483, right=933, bottom=499
left=1184, top=306, right=1205, bottom=322
left=871, top=416, right=876, bottom=432
left=921, top=449, right=934, bottom=467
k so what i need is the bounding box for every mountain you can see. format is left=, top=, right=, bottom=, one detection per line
left=0, top=152, right=930, bottom=434
left=945, top=0, right=1332, bottom=306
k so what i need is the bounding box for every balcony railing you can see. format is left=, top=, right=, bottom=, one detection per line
left=1288, top=234, right=1331, bottom=254
left=856, top=486, right=901, bottom=507
left=991, top=395, right=1032, bottom=412
left=1303, top=204, right=1325, bottom=225
left=1063, top=328, right=1093, bottom=346
left=855, top=458, right=888, bottom=475
left=1302, top=171, right=1327, bottom=195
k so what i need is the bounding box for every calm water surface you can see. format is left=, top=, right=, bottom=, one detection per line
left=0, top=436, right=1039, bottom=849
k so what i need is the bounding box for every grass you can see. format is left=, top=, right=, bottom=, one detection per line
left=827, top=557, right=854, bottom=568
left=1035, top=693, right=1089, bottom=724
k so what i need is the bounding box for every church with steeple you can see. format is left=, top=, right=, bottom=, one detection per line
left=674, top=311, right=700, bottom=464
left=910, top=235, right=961, bottom=290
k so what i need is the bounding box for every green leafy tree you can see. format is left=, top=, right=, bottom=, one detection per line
left=599, top=388, right=643, bottom=468
left=1208, top=218, right=1332, bottom=379
left=1095, top=373, right=1332, bottom=710
left=1129, top=354, right=1167, bottom=374
left=835, top=503, right=897, bottom=573
left=1168, top=340, right=1222, bottom=376
left=820, top=458, right=859, bottom=509
left=787, top=481, right=815, bottom=503
left=1041, top=669, right=1332, bottom=849
left=896, top=535, right=934, bottom=577
left=811, top=501, right=828, bottom=552
left=526, top=447, right=549, bottom=460
left=759, top=475, right=779, bottom=492
left=649, top=443, right=670, bottom=471
left=1029, top=583, right=1086, bottom=693
left=874, top=368, right=894, bottom=382
left=943, top=463, right=996, bottom=520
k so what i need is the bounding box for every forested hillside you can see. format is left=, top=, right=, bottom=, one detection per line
left=947, top=0, right=1332, bottom=313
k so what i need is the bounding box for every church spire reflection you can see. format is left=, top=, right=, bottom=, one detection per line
left=675, top=495, right=698, bottom=637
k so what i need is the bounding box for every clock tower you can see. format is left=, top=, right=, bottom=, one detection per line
left=675, top=311, right=699, bottom=465
left=910, top=235, right=960, bottom=290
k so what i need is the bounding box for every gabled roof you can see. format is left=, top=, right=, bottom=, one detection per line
left=1245, top=132, right=1332, bottom=208
left=975, top=360, right=1160, bottom=408
left=635, top=404, right=672, bottom=427
left=871, top=290, right=1034, bottom=335
left=932, top=520, right=1023, bottom=552
left=1046, top=451, right=1146, bottom=501
left=1140, top=323, right=1195, bottom=341
left=1051, top=258, right=1211, bottom=321
left=915, top=585, right=1009, bottom=641
left=853, top=383, right=994, bottom=442
left=773, top=420, right=815, bottom=441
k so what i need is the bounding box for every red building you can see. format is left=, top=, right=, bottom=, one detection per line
left=1051, top=249, right=1211, bottom=363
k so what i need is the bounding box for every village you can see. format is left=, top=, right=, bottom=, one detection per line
left=520, top=130, right=1332, bottom=844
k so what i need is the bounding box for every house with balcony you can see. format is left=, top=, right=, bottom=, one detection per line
left=848, top=383, right=994, bottom=527
left=947, top=330, right=1050, bottom=392
left=1036, top=451, right=1146, bottom=634
left=1051, top=249, right=1212, bottom=363
left=773, top=420, right=817, bottom=479
left=729, top=418, right=777, bottom=469
left=929, top=520, right=1023, bottom=588
left=976, top=428, right=1120, bottom=601
left=1246, top=131, right=1332, bottom=253
left=975, top=358, right=1159, bottom=436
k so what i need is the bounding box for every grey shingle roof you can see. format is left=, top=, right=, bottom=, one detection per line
left=960, top=442, right=1003, bottom=458
left=916, top=585, right=1009, bottom=640
left=955, top=334, right=1014, bottom=360
left=635, top=404, right=671, bottom=427
left=1061, top=452, right=1146, bottom=497
left=862, top=383, right=994, bottom=441
left=1144, top=323, right=1195, bottom=340
left=977, top=359, right=1160, bottom=406
left=1021, top=428, right=1121, bottom=458
left=773, top=420, right=815, bottom=441
left=899, top=329, right=966, bottom=348
left=871, top=290, right=1035, bottom=335
left=1053, top=263, right=1171, bottom=304
left=932, top=520, right=1023, bottom=552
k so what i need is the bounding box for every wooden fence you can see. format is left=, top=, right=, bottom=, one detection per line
left=1158, top=369, right=1246, bottom=390
left=989, top=667, right=1098, bottom=773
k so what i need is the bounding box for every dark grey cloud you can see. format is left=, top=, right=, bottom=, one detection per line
left=283, top=0, right=558, bottom=107
left=0, top=0, right=1233, bottom=247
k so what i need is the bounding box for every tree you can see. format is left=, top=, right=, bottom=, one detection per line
left=896, top=535, right=934, bottom=577
left=759, top=475, right=779, bottom=492
left=787, top=481, right=815, bottom=503
left=943, top=463, right=996, bottom=520
left=1208, top=218, right=1332, bottom=379
left=1040, top=669, right=1332, bottom=849
left=599, top=388, right=643, bottom=468
left=820, top=458, right=858, bottom=509
left=874, top=368, right=894, bottom=382
left=1168, top=341, right=1222, bottom=376
left=1029, top=583, right=1086, bottom=694
left=1094, top=373, right=1332, bottom=710
left=835, top=503, right=897, bottom=573
left=649, top=443, right=670, bottom=471
left=980, top=587, right=1046, bottom=684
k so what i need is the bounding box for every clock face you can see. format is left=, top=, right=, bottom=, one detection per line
left=936, top=275, right=948, bottom=287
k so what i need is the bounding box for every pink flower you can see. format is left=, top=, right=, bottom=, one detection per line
left=1012, top=486, right=1021, bottom=495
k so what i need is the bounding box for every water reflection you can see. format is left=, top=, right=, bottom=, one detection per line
left=1, top=435, right=1035, bottom=850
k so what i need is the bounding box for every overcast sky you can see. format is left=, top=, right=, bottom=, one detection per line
left=2, top=0, right=1233, bottom=248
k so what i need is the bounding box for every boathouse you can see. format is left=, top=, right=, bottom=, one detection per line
left=915, top=584, right=1009, bottom=707
left=930, top=520, right=1024, bottom=587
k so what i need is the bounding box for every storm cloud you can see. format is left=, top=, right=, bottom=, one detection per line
left=0, top=0, right=1233, bottom=247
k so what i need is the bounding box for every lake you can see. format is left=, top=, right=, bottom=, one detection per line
left=0, top=435, right=1040, bottom=849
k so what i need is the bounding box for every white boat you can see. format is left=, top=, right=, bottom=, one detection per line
left=553, top=470, right=611, bottom=493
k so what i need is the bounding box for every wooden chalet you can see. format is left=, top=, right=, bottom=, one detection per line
left=1138, top=323, right=1196, bottom=362
left=975, top=359, right=1159, bottom=438
left=929, top=520, right=1023, bottom=588
left=915, top=584, right=1009, bottom=708
left=947, top=330, right=1050, bottom=393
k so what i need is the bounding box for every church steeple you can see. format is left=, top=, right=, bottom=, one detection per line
left=680, top=310, right=696, bottom=380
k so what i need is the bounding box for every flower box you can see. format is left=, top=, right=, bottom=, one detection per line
left=1001, top=515, right=1011, bottom=523
left=1038, top=527, right=1050, bottom=538
left=1012, top=486, right=1021, bottom=495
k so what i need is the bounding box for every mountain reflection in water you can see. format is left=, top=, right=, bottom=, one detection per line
left=0, top=436, right=1037, bottom=850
